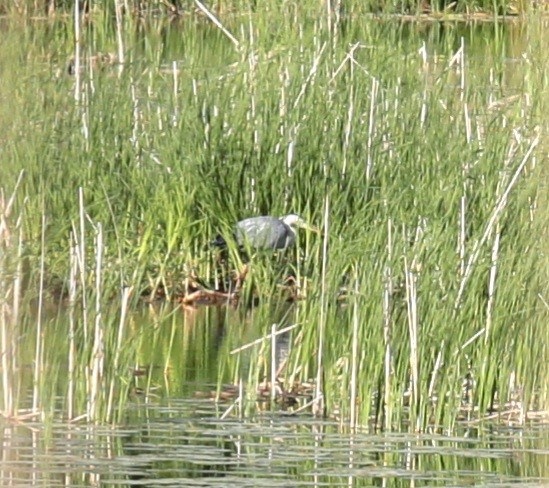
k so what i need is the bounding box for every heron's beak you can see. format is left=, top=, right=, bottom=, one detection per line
left=299, top=221, right=320, bottom=234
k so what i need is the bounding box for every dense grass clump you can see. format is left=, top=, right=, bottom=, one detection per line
left=0, top=5, right=547, bottom=428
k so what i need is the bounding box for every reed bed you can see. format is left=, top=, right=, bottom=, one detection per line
left=0, top=3, right=547, bottom=429
left=0, top=0, right=541, bottom=19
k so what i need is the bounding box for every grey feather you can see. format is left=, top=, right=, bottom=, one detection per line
left=236, top=216, right=295, bottom=250
left=213, top=214, right=313, bottom=251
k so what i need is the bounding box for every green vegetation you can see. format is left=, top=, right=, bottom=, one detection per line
left=0, top=2, right=547, bottom=430
left=0, top=0, right=541, bottom=18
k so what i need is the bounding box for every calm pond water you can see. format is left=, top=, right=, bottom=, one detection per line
left=2, top=397, right=548, bottom=487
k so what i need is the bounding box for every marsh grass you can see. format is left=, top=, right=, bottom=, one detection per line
left=0, top=0, right=538, bottom=18
left=0, top=5, right=547, bottom=429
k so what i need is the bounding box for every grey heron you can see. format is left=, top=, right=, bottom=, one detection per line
left=213, top=214, right=318, bottom=250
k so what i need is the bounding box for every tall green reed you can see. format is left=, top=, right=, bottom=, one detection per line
left=0, top=7, right=546, bottom=429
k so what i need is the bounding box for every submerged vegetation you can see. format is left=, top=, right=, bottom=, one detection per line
left=0, top=0, right=548, bottom=431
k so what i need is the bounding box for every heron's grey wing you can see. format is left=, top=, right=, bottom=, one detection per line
left=277, top=224, right=295, bottom=248
left=236, top=217, right=289, bottom=249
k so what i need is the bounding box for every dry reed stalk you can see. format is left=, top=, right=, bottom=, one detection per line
left=130, top=80, right=142, bottom=164
left=238, top=378, right=244, bottom=419
left=12, top=213, right=23, bottom=342
left=229, top=323, right=300, bottom=354
left=292, top=42, right=327, bottom=111
left=428, top=341, right=444, bottom=401
left=383, top=218, right=393, bottom=431
left=340, top=48, right=355, bottom=179
left=459, top=195, right=466, bottom=277
left=32, top=210, right=46, bottom=414
left=220, top=397, right=238, bottom=420
left=76, top=188, right=88, bottom=341
left=88, top=223, right=104, bottom=422
left=106, top=286, right=133, bottom=423
left=366, top=77, right=379, bottom=182
left=73, top=0, right=81, bottom=102
left=464, top=102, right=472, bottom=144
left=0, top=211, right=13, bottom=417
left=349, top=275, right=359, bottom=432
left=313, top=196, right=330, bottom=418
left=114, top=0, right=125, bottom=65
left=455, top=135, right=539, bottom=308
left=0, top=172, right=24, bottom=418
left=404, top=256, right=419, bottom=430
left=270, top=324, right=277, bottom=402
left=172, top=61, right=178, bottom=120
left=193, top=0, right=240, bottom=48
left=484, top=138, right=516, bottom=343
left=68, top=234, right=78, bottom=420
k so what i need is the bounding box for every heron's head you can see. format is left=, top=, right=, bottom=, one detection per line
left=281, top=214, right=319, bottom=233
left=281, top=214, right=305, bottom=227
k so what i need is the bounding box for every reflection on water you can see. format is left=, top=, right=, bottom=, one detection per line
left=1, top=398, right=547, bottom=487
